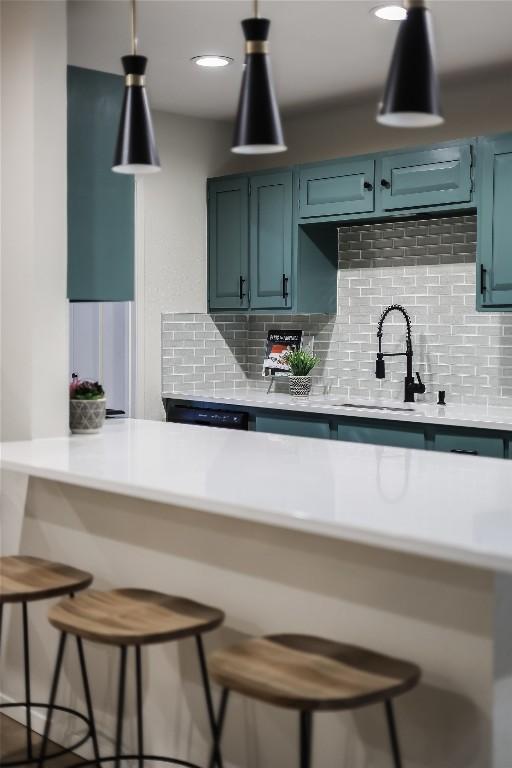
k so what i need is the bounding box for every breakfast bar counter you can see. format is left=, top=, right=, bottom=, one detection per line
left=2, top=417, right=512, bottom=572
left=1, top=419, right=511, bottom=768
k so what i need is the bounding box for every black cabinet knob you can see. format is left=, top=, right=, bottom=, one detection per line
left=363, top=181, right=373, bottom=191
left=381, top=179, right=391, bottom=189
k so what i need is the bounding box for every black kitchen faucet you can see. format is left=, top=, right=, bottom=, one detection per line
left=376, top=304, right=426, bottom=403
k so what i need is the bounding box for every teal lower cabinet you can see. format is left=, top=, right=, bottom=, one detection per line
left=433, top=428, right=506, bottom=458
left=337, top=420, right=425, bottom=450
left=165, top=398, right=511, bottom=457
left=255, top=414, right=331, bottom=440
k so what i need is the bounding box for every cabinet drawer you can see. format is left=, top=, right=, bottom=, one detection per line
left=434, top=430, right=504, bottom=458
left=255, top=414, right=331, bottom=440
left=380, top=146, right=472, bottom=211
left=298, top=159, right=375, bottom=218
left=338, top=421, right=425, bottom=450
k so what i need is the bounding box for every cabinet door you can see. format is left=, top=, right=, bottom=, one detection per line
left=249, top=172, right=293, bottom=309
left=434, top=429, right=505, bottom=458
left=338, top=420, right=425, bottom=450
left=68, top=67, right=135, bottom=302
left=208, top=177, right=249, bottom=310
left=256, top=414, right=331, bottom=439
left=298, top=159, right=375, bottom=218
left=380, top=145, right=473, bottom=211
left=478, top=134, right=512, bottom=308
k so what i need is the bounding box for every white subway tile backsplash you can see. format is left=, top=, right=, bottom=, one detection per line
left=162, top=214, right=512, bottom=405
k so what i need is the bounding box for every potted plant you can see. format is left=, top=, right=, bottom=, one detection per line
left=69, top=377, right=106, bottom=434
left=284, top=348, right=319, bottom=398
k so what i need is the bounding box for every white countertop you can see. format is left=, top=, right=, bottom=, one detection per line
left=2, top=418, right=512, bottom=573
left=163, top=389, right=512, bottom=431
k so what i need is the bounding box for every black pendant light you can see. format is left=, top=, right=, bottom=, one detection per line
left=377, top=0, right=443, bottom=128
left=112, top=0, right=160, bottom=174
left=232, top=0, right=286, bottom=154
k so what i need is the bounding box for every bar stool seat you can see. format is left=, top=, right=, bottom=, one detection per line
left=39, top=588, right=226, bottom=768
left=208, top=634, right=421, bottom=768
left=0, top=556, right=93, bottom=604
left=0, top=555, right=95, bottom=768
left=48, top=588, right=224, bottom=645
left=209, top=633, right=420, bottom=710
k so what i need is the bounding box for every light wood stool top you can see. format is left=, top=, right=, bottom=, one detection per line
left=0, top=556, right=93, bottom=604
left=48, top=588, right=225, bottom=646
left=208, top=634, right=421, bottom=711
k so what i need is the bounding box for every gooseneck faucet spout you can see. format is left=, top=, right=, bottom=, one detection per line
left=376, top=304, right=426, bottom=403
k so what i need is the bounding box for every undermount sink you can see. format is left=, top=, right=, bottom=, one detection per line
left=336, top=403, right=415, bottom=413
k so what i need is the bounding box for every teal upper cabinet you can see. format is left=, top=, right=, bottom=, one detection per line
left=380, top=144, right=473, bottom=211
left=477, top=133, right=512, bottom=309
left=208, top=176, right=250, bottom=310
left=209, top=170, right=318, bottom=313
left=298, top=158, right=375, bottom=219
left=249, top=172, right=293, bottom=309
left=68, top=66, right=134, bottom=302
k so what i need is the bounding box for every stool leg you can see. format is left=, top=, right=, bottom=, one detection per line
left=207, top=688, right=229, bottom=768
left=384, top=700, right=403, bottom=768
left=22, top=602, right=33, bottom=760
left=38, top=632, right=67, bottom=767
left=76, top=636, right=101, bottom=766
left=0, top=603, right=4, bottom=653
left=114, top=646, right=128, bottom=768
left=299, top=711, right=313, bottom=768
left=195, top=635, right=225, bottom=768
left=135, top=646, right=144, bottom=768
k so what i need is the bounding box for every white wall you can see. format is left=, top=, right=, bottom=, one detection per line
left=227, top=65, right=512, bottom=172
left=0, top=0, right=68, bottom=442
left=135, top=110, right=233, bottom=421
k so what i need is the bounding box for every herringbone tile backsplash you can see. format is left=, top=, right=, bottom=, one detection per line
left=162, top=214, right=512, bottom=405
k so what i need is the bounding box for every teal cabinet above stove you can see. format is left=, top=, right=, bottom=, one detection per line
left=298, top=158, right=375, bottom=219
left=380, top=145, right=473, bottom=211
left=296, top=140, right=475, bottom=223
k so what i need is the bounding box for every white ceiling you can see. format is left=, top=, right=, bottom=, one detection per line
left=68, top=0, right=512, bottom=120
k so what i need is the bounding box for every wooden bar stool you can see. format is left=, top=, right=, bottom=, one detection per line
left=208, top=633, right=421, bottom=768
left=38, top=588, right=225, bottom=768
left=0, top=555, right=95, bottom=767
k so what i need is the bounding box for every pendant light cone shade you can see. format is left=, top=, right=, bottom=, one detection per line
left=232, top=18, right=286, bottom=154
left=112, top=55, right=160, bottom=174
left=377, top=1, right=443, bottom=128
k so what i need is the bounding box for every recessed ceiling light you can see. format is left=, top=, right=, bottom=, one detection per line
left=372, top=4, right=407, bottom=21
left=191, top=55, right=233, bottom=68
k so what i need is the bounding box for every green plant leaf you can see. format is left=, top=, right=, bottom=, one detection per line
left=283, top=348, right=319, bottom=376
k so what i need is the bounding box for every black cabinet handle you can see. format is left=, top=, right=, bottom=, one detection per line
left=480, top=264, right=487, bottom=295
left=450, top=449, right=479, bottom=456
left=363, top=180, right=373, bottom=191
left=239, top=275, right=246, bottom=301
left=282, top=274, right=289, bottom=300
left=381, top=179, right=391, bottom=189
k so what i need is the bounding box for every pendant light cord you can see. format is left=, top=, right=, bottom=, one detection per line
left=131, top=0, right=138, bottom=55
left=253, top=0, right=259, bottom=18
